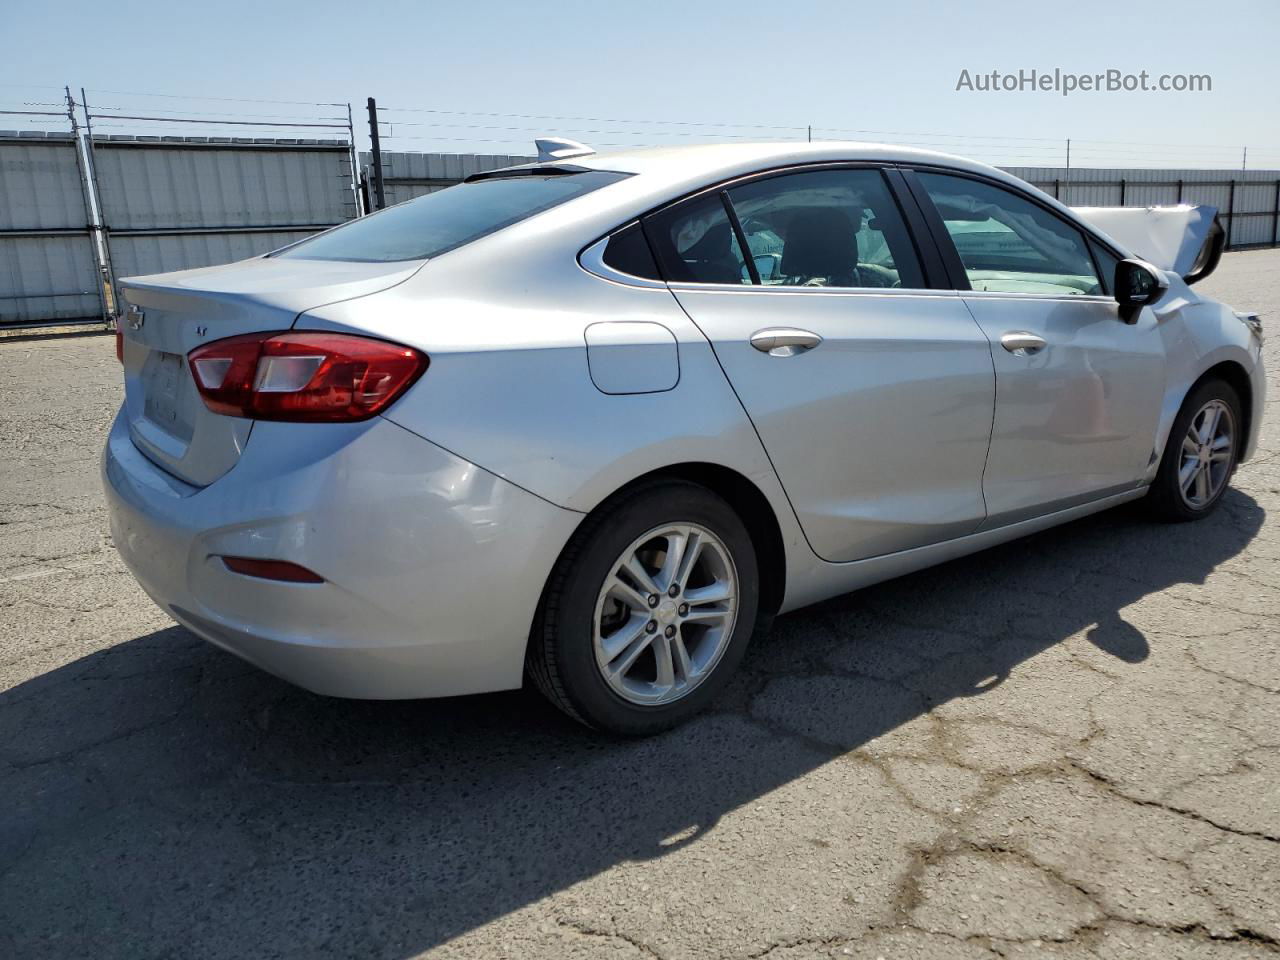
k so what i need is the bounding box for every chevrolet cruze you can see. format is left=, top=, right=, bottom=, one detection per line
left=103, top=140, right=1265, bottom=734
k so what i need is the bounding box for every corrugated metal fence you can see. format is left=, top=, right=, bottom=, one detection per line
left=358, top=151, right=533, bottom=206
left=92, top=137, right=356, bottom=310
left=0, top=132, right=357, bottom=329
left=0, top=133, right=102, bottom=326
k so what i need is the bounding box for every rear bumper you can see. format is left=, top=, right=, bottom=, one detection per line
left=102, top=410, right=582, bottom=698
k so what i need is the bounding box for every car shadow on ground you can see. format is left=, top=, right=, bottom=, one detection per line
left=0, top=491, right=1264, bottom=958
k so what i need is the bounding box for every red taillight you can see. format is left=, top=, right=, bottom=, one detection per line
left=188, top=331, right=427, bottom=422
left=221, top=556, right=324, bottom=583
left=115, top=325, right=124, bottom=364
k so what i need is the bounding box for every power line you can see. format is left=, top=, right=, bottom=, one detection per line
left=373, top=107, right=1277, bottom=158
left=813, top=125, right=1062, bottom=143
left=85, top=112, right=348, bottom=129
left=88, top=103, right=347, bottom=122
left=375, top=105, right=808, bottom=133
left=86, top=88, right=347, bottom=108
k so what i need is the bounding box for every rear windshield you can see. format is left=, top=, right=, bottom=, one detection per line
left=276, top=170, right=629, bottom=263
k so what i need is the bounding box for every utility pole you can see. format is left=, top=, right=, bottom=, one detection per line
left=1242, top=146, right=1248, bottom=171
left=366, top=97, right=386, bottom=211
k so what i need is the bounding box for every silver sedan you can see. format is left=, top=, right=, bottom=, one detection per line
left=103, top=141, right=1266, bottom=734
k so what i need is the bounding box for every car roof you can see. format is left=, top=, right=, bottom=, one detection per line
left=566, top=140, right=999, bottom=181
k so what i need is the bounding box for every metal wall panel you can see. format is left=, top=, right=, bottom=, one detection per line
left=0, top=135, right=86, bottom=230
left=0, top=134, right=101, bottom=325
left=89, top=138, right=356, bottom=301
left=94, top=140, right=354, bottom=230
left=0, top=234, right=99, bottom=324
left=361, top=151, right=533, bottom=207
left=1123, top=183, right=1182, bottom=206
left=110, top=230, right=319, bottom=281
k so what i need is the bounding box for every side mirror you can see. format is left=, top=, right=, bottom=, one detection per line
left=1114, top=258, right=1169, bottom=324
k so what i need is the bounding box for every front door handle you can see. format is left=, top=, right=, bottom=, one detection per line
left=1000, top=331, right=1047, bottom=357
left=750, top=327, right=823, bottom=357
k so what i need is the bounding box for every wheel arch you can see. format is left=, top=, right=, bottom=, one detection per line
left=636, top=463, right=787, bottom=622
left=1189, top=359, right=1253, bottom=451
left=537, top=461, right=788, bottom=629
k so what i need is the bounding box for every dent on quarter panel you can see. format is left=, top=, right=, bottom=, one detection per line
left=584, top=321, right=679, bottom=394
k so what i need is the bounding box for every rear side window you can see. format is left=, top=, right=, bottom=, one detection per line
left=601, top=222, right=661, bottom=279
left=277, top=170, right=629, bottom=263
left=916, top=172, right=1102, bottom=296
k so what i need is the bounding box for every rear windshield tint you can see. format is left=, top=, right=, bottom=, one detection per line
left=276, top=170, right=629, bottom=263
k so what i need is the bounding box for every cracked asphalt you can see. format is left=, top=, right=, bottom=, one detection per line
left=2, top=249, right=1278, bottom=959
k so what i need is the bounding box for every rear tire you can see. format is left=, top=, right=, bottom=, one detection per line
left=527, top=480, right=759, bottom=735
left=1147, top=378, right=1241, bottom=522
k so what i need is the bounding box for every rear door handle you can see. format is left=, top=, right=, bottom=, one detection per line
left=750, top=328, right=823, bottom=357
left=1000, top=331, right=1047, bottom=356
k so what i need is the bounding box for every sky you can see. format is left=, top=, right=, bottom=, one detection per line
left=3, top=0, right=1279, bottom=169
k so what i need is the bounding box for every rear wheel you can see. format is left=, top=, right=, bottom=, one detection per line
left=1147, top=379, right=1241, bottom=521
left=527, top=481, right=759, bottom=735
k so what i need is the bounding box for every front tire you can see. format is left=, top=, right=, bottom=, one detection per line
left=1147, top=378, right=1241, bottom=521
left=527, top=480, right=760, bottom=735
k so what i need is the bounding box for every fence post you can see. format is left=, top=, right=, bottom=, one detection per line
left=1225, top=179, right=1235, bottom=251
left=1052, top=178, right=1060, bottom=199
left=1273, top=179, right=1279, bottom=246
left=1177, top=178, right=1184, bottom=203
left=1119, top=178, right=1126, bottom=206
left=345, top=103, right=362, bottom=217
left=78, top=87, right=115, bottom=319
left=64, top=87, right=110, bottom=327
left=366, top=97, right=386, bottom=210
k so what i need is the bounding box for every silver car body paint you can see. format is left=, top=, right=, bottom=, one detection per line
left=661, top=283, right=995, bottom=562
left=104, top=141, right=1266, bottom=699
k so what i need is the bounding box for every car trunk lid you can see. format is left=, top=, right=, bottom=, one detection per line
left=118, top=255, right=421, bottom=487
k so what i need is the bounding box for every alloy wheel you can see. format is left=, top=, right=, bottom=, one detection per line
left=1178, top=399, right=1235, bottom=509
left=592, top=523, right=738, bottom=706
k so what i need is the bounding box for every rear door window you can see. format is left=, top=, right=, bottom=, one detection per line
left=642, top=167, right=924, bottom=289
left=725, top=168, right=924, bottom=289
left=276, top=170, right=629, bottom=263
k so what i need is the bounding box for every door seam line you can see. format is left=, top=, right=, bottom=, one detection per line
left=661, top=286, right=827, bottom=564
left=959, top=294, right=998, bottom=530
